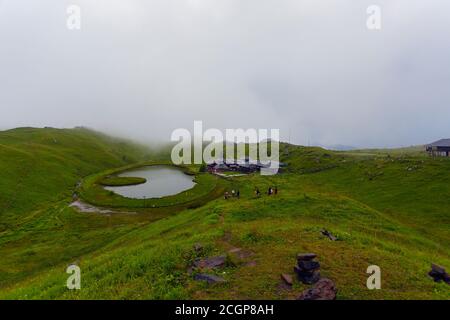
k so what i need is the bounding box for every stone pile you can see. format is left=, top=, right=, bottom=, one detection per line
left=279, top=253, right=338, bottom=299
left=294, top=253, right=321, bottom=284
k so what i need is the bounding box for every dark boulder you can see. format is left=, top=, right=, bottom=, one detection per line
left=428, top=263, right=450, bottom=284
left=431, top=264, right=445, bottom=274
left=297, top=278, right=337, bottom=300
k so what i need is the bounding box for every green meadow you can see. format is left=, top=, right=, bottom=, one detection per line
left=0, top=127, right=448, bottom=299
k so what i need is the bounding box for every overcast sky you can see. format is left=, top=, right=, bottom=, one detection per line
left=0, top=0, right=449, bottom=148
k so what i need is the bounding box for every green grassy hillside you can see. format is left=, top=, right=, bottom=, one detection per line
left=0, top=127, right=152, bottom=223
left=0, top=129, right=448, bottom=299
left=0, top=127, right=156, bottom=285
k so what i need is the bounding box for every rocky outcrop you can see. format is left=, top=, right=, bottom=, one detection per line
left=297, top=278, right=337, bottom=300
left=190, top=252, right=228, bottom=284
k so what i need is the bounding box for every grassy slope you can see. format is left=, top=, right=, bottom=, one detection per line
left=0, top=133, right=449, bottom=299
left=0, top=127, right=153, bottom=221
left=0, top=127, right=155, bottom=286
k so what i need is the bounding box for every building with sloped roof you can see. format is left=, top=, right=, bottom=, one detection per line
left=426, top=139, right=450, bottom=157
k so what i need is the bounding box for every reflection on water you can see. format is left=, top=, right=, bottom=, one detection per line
left=104, top=165, right=196, bottom=199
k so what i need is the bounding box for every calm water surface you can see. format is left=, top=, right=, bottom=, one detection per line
left=104, top=165, right=196, bottom=199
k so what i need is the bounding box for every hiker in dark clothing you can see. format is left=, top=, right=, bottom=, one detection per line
left=236, top=190, right=240, bottom=198
left=255, top=188, right=261, bottom=197
left=267, top=187, right=272, bottom=195
left=274, top=186, right=278, bottom=195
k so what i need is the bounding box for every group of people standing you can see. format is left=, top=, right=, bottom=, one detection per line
left=224, top=186, right=279, bottom=200
left=254, top=186, right=278, bottom=197
left=224, top=189, right=240, bottom=200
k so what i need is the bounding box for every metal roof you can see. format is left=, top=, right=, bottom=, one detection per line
left=428, top=139, right=450, bottom=147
